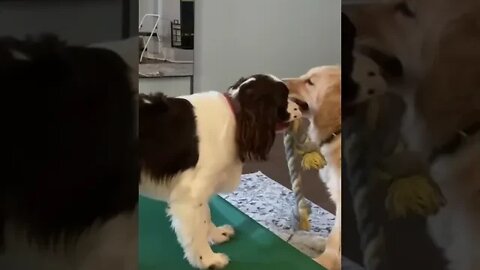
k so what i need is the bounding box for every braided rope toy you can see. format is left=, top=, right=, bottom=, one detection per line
left=344, top=118, right=389, bottom=270
left=366, top=96, right=445, bottom=219
left=379, top=142, right=446, bottom=220
left=284, top=119, right=326, bottom=231
left=346, top=96, right=446, bottom=269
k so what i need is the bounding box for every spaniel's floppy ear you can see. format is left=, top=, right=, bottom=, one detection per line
left=236, top=91, right=277, bottom=162
left=139, top=93, right=168, bottom=113
left=228, top=77, right=247, bottom=92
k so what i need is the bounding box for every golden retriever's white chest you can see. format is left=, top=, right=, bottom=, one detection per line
left=319, top=138, right=341, bottom=202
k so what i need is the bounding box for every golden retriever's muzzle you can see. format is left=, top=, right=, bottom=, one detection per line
left=283, top=78, right=310, bottom=112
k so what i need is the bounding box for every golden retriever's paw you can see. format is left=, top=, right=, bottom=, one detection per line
left=209, top=225, right=235, bottom=245
left=199, top=253, right=230, bottom=270
left=315, top=250, right=340, bottom=270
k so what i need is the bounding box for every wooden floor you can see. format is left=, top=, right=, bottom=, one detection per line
left=243, top=134, right=335, bottom=214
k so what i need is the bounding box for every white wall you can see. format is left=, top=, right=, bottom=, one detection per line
left=139, top=0, right=158, bottom=30
left=161, top=0, right=180, bottom=22
left=194, top=0, right=340, bottom=92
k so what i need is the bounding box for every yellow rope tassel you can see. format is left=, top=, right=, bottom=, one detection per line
left=373, top=138, right=446, bottom=219
left=386, top=175, right=446, bottom=219
left=301, top=151, right=326, bottom=170
left=298, top=205, right=311, bottom=231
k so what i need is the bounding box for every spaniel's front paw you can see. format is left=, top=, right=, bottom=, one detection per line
left=209, top=225, right=235, bottom=245
left=197, top=252, right=230, bottom=269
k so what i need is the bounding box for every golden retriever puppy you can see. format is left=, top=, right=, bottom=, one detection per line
left=284, top=66, right=341, bottom=270
left=346, top=2, right=480, bottom=269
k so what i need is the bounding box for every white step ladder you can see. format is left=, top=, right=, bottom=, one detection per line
left=138, top=13, right=162, bottom=62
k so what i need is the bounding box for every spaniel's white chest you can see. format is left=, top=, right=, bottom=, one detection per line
left=213, top=162, right=243, bottom=194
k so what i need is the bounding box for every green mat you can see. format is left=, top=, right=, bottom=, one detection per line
left=139, top=195, right=325, bottom=270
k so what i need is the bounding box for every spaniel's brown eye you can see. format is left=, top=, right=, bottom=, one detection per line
left=306, top=78, right=314, bottom=86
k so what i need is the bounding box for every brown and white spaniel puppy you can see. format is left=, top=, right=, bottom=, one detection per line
left=139, top=75, right=302, bottom=269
